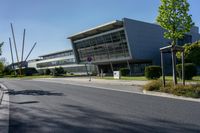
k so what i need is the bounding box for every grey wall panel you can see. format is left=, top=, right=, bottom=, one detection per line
left=123, top=18, right=169, bottom=65
left=123, top=18, right=200, bottom=65
left=69, top=18, right=200, bottom=66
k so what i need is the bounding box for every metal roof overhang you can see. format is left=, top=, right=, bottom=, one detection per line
left=39, top=49, right=73, bottom=58
left=67, top=20, right=123, bottom=41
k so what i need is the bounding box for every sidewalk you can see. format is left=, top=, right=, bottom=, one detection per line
left=33, top=77, right=147, bottom=94
left=46, top=77, right=148, bottom=86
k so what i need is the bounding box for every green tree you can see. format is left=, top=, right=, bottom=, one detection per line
left=157, top=0, right=194, bottom=46
left=0, top=42, right=3, bottom=56
left=157, top=0, right=194, bottom=85
left=177, top=41, right=200, bottom=65
left=0, top=62, right=4, bottom=75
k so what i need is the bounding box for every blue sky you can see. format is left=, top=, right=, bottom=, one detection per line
left=0, top=0, right=199, bottom=63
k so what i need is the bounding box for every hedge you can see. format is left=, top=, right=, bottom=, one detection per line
left=145, top=65, right=161, bottom=79
left=119, top=68, right=130, bottom=76
left=144, top=80, right=200, bottom=98
left=176, top=63, right=197, bottom=80
left=53, top=67, right=65, bottom=76
left=45, top=69, right=51, bottom=75
left=16, top=67, right=38, bottom=76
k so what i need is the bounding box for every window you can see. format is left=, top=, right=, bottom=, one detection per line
left=75, top=29, right=130, bottom=62
left=96, top=36, right=104, bottom=44
left=36, top=58, right=75, bottom=68
left=103, top=34, right=112, bottom=43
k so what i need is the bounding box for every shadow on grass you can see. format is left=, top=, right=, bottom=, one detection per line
left=8, top=103, right=200, bottom=133
left=6, top=89, right=64, bottom=96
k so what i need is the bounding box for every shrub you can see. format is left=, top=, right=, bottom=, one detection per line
left=144, top=80, right=162, bottom=91
left=172, top=84, right=200, bottom=98
left=144, top=80, right=200, bottom=98
left=70, top=72, right=74, bottom=76
left=145, top=66, right=161, bottom=79
left=176, top=63, right=197, bottom=80
left=22, top=67, right=38, bottom=76
left=177, top=41, right=200, bottom=65
left=54, top=67, right=64, bottom=76
left=91, top=71, right=97, bottom=76
left=45, top=69, right=51, bottom=75
left=10, top=70, right=16, bottom=76
left=15, top=67, right=38, bottom=76
left=119, top=68, right=130, bottom=76
left=3, top=67, right=12, bottom=75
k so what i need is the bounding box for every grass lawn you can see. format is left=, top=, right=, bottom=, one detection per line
left=192, top=76, right=200, bottom=82
left=97, top=75, right=200, bottom=83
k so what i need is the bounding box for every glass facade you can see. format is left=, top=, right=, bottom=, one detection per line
left=43, top=51, right=73, bottom=60
left=74, top=29, right=130, bottom=62
left=37, top=58, right=75, bottom=68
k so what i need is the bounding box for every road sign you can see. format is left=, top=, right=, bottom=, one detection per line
left=87, top=56, right=92, bottom=62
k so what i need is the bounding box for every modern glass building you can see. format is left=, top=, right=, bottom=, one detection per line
left=28, top=49, right=95, bottom=74
left=68, top=18, right=200, bottom=75
left=36, top=50, right=75, bottom=68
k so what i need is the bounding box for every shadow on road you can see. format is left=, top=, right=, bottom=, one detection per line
left=3, top=100, right=39, bottom=104
left=8, top=103, right=200, bottom=133
left=6, top=89, right=64, bottom=96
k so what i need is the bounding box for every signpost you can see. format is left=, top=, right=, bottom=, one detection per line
left=87, top=56, right=92, bottom=81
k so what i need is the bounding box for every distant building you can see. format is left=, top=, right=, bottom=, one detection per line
left=27, top=49, right=95, bottom=74
left=68, top=18, right=200, bottom=75
left=27, top=59, right=42, bottom=69
left=7, top=61, right=28, bottom=70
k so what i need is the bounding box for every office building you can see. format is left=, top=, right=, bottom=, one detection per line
left=28, top=49, right=94, bottom=74
left=68, top=18, right=200, bottom=75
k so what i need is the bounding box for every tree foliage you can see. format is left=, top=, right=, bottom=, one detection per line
left=157, top=0, right=194, bottom=46
left=0, top=62, right=4, bottom=75
left=0, top=42, right=3, bottom=56
left=177, top=41, right=200, bottom=65
left=53, top=67, right=65, bottom=76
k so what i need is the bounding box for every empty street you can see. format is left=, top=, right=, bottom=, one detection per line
left=0, top=79, right=199, bottom=133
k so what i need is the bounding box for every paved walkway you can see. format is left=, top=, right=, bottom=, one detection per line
left=48, top=77, right=148, bottom=86
left=33, top=77, right=147, bottom=94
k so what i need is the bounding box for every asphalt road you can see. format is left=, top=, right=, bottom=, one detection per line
left=1, top=79, right=200, bottom=133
